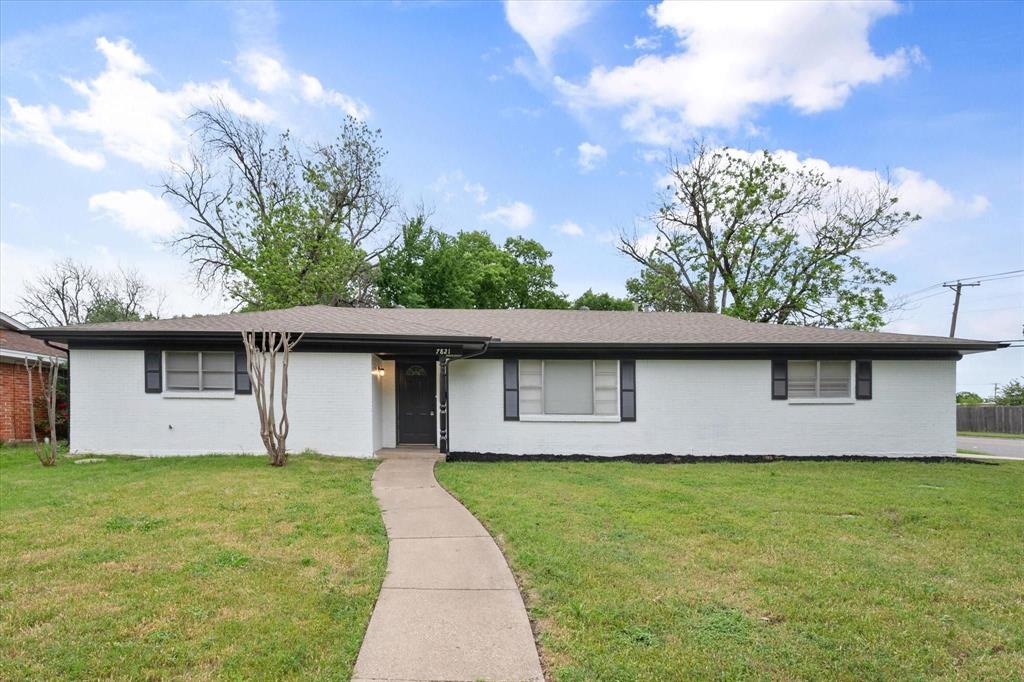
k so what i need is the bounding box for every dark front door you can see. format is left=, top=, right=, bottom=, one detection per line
left=397, top=361, right=436, bottom=444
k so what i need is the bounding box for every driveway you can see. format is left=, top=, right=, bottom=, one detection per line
left=957, top=435, right=1024, bottom=460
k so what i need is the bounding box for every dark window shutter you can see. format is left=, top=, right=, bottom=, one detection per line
left=855, top=360, right=872, bottom=400
left=503, top=359, right=519, bottom=421
left=144, top=350, right=162, bottom=393
left=620, top=360, right=636, bottom=421
left=235, top=351, right=252, bottom=394
left=771, top=359, right=788, bottom=400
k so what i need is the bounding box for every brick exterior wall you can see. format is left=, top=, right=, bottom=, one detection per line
left=0, top=361, right=37, bottom=441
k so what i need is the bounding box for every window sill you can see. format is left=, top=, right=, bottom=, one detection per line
left=162, top=392, right=236, bottom=400
left=519, top=414, right=621, bottom=423
left=787, top=398, right=855, bottom=405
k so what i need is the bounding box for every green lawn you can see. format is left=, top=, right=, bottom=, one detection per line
left=0, top=445, right=385, bottom=680
left=437, top=460, right=1024, bottom=681
left=958, top=431, right=1024, bottom=440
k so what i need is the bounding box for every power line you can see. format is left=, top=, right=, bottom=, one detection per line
left=900, top=289, right=950, bottom=307
left=967, top=273, right=1024, bottom=284
left=944, top=268, right=1024, bottom=284
left=893, top=270, right=1023, bottom=313
left=896, top=268, right=1024, bottom=301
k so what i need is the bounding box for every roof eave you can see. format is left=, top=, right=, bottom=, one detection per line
left=28, top=328, right=493, bottom=345
left=487, top=341, right=1007, bottom=354
left=27, top=329, right=1007, bottom=354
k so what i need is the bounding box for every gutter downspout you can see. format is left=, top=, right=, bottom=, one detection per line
left=43, top=340, right=68, bottom=358
left=439, top=338, right=493, bottom=458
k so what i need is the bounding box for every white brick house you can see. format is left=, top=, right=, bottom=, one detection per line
left=30, top=306, right=1005, bottom=459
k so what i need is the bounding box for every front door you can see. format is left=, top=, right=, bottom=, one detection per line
left=397, top=361, right=436, bottom=444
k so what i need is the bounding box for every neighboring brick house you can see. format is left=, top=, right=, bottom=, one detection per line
left=0, top=312, right=67, bottom=442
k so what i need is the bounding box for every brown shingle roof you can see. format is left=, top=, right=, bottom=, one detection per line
left=28, top=304, right=1000, bottom=349
left=0, top=329, right=67, bottom=358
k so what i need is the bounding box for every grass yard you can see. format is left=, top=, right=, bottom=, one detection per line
left=0, top=444, right=385, bottom=680
left=437, top=459, right=1024, bottom=681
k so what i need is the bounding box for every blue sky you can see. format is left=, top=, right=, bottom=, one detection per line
left=1, top=0, right=1021, bottom=392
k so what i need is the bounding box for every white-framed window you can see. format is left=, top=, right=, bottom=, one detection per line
left=788, top=360, right=852, bottom=399
left=164, top=351, right=234, bottom=392
left=519, top=359, right=619, bottom=418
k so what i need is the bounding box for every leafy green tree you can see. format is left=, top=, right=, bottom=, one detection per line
left=503, top=237, right=568, bottom=309
left=572, top=289, right=634, bottom=311
left=995, top=379, right=1024, bottom=406
left=165, top=106, right=397, bottom=310
left=956, top=391, right=985, bottom=405
left=376, top=217, right=568, bottom=309
left=620, top=142, right=919, bottom=329
left=625, top=264, right=691, bottom=312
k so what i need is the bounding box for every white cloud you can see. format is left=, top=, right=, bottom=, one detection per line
left=88, top=189, right=184, bottom=239
left=577, top=141, right=607, bottom=172
left=4, top=37, right=271, bottom=171
left=431, top=170, right=488, bottom=204
left=556, top=1, right=913, bottom=142
left=5, top=39, right=370, bottom=173
left=554, top=220, right=584, bottom=237
left=482, top=201, right=534, bottom=230
left=638, top=149, right=665, bottom=164
left=504, top=0, right=594, bottom=67
left=629, top=35, right=660, bottom=51
left=298, top=73, right=370, bottom=119
left=3, top=98, right=105, bottom=170
left=464, top=181, right=489, bottom=205
left=237, top=49, right=370, bottom=119
left=238, top=51, right=291, bottom=92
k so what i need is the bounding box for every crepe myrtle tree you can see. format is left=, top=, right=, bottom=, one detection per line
left=242, top=330, right=304, bottom=466
left=620, top=141, right=920, bottom=330
left=24, top=356, right=62, bottom=466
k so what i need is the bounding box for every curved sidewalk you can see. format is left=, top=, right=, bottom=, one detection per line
left=353, top=457, right=543, bottom=682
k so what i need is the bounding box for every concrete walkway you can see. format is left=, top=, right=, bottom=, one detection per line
left=353, top=456, right=544, bottom=682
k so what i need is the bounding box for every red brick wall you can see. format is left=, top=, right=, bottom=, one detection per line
left=0, top=361, right=38, bottom=441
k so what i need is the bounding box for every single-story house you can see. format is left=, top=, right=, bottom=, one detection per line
left=29, top=305, right=1005, bottom=458
left=1, top=312, right=67, bottom=442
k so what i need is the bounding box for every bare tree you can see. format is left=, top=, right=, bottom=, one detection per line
left=620, top=141, right=919, bottom=330
left=165, top=104, right=399, bottom=310
left=241, top=330, right=304, bottom=466
left=18, top=259, right=96, bottom=326
left=19, top=259, right=162, bottom=326
left=24, top=357, right=61, bottom=466
left=85, top=267, right=164, bottom=323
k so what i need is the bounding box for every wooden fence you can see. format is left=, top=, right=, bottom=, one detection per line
left=956, top=405, right=1024, bottom=434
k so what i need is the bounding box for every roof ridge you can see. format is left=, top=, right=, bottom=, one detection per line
left=355, top=307, right=486, bottom=338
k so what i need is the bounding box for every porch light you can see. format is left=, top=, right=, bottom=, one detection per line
left=372, top=367, right=385, bottom=378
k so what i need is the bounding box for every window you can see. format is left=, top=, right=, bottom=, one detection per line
left=519, top=360, right=619, bottom=417
left=787, top=360, right=851, bottom=399
left=165, top=351, right=234, bottom=391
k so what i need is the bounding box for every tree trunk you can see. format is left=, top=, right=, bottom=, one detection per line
left=242, top=330, right=303, bottom=466
left=25, top=357, right=59, bottom=466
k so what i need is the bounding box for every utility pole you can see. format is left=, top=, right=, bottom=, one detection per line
left=942, top=281, right=980, bottom=337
